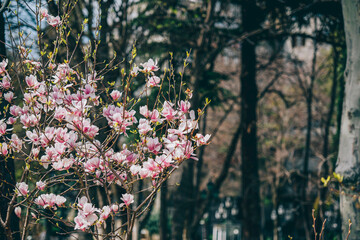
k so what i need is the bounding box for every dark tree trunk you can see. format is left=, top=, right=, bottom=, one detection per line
left=160, top=181, right=168, bottom=240
left=300, top=33, right=317, bottom=240
left=171, top=160, right=194, bottom=240
left=0, top=7, right=20, bottom=240
left=319, top=47, right=338, bottom=220
left=240, top=1, right=261, bottom=239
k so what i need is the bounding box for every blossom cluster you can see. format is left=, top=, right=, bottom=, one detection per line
left=2, top=54, right=210, bottom=235
left=40, top=8, right=61, bottom=27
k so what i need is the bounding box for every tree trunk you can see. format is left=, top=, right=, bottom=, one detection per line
left=171, top=161, right=194, bottom=240
left=301, top=32, right=317, bottom=240
left=160, top=181, right=168, bottom=240
left=240, top=1, right=261, bottom=239
left=336, top=0, right=360, bottom=239
left=319, top=47, right=338, bottom=222
left=0, top=7, right=20, bottom=240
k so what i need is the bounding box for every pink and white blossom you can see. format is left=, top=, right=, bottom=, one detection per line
left=4, top=91, right=14, bottom=102
left=110, top=90, right=122, bottom=101
left=146, top=76, right=161, bottom=87
left=14, top=207, right=21, bottom=218
left=121, top=193, right=134, bottom=206
left=36, top=181, right=46, bottom=191
left=140, top=59, right=159, bottom=73
left=47, top=15, right=61, bottom=27
left=1, top=76, right=11, bottom=89
left=0, top=59, right=8, bottom=75
left=39, top=8, right=48, bottom=19
left=25, top=75, right=39, bottom=88
left=0, top=120, right=6, bottom=136
left=16, top=182, right=29, bottom=196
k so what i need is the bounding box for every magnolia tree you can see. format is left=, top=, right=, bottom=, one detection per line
left=0, top=3, right=210, bottom=240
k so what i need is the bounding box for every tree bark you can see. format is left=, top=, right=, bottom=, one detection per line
left=240, top=1, right=261, bottom=239
left=0, top=7, right=20, bottom=240
left=160, top=181, right=168, bottom=240
left=319, top=47, right=338, bottom=221
left=301, top=30, right=317, bottom=240
left=336, top=0, right=360, bottom=239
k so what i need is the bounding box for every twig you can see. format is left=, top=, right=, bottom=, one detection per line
left=312, top=209, right=317, bottom=240
left=345, top=219, right=352, bottom=240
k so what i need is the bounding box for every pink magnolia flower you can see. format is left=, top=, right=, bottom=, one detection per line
left=1, top=143, right=8, bottom=155
left=40, top=127, right=56, bottom=147
left=150, top=109, right=162, bottom=123
left=54, top=142, right=67, bottom=155
left=111, top=152, right=126, bottom=164
left=162, top=101, right=177, bottom=120
left=52, top=158, right=74, bottom=171
left=146, top=137, right=162, bottom=154
left=14, top=207, right=21, bottom=218
left=74, top=202, right=98, bottom=230
left=39, top=8, right=48, bottom=19
left=36, top=181, right=46, bottom=191
left=82, top=203, right=97, bottom=215
left=47, top=15, right=61, bottom=27
left=48, top=62, right=56, bottom=70
left=179, top=100, right=191, bottom=113
left=54, top=107, right=68, bottom=122
left=40, top=155, right=50, bottom=169
left=138, top=119, right=152, bottom=135
left=56, top=63, right=72, bottom=80
left=185, top=88, right=193, bottom=99
left=35, top=194, right=66, bottom=209
left=121, top=193, right=134, bottom=206
left=55, top=128, right=70, bottom=143
left=1, top=76, right=11, bottom=89
left=143, top=158, right=160, bottom=177
left=140, top=105, right=151, bottom=118
left=84, top=157, right=100, bottom=172
left=32, top=147, right=40, bottom=158
left=26, top=130, right=40, bottom=144
left=4, top=91, right=14, bottom=102
left=23, top=60, right=41, bottom=69
left=194, top=133, right=211, bottom=146
left=16, top=182, right=29, bottom=196
left=74, top=215, right=90, bottom=231
left=25, top=75, right=39, bottom=88
left=138, top=168, right=151, bottom=178
left=146, top=76, right=161, bottom=87
left=9, top=105, right=21, bottom=117
left=110, top=90, right=122, bottom=101
left=7, top=117, right=16, bottom=125
left=79, top=203, right=99, bottom=227
left=0, top=59, right=8, bottom=75
left=20, top=114, right=40, bottom=128
left=130, top=165, right=141, bottom=175
left=10, top=134, right=22, bottom=152
left=55, top=195, right=66, bottom=206
left=77, top=196, right=88, bottom=209
left=111, top=204, right=119, bottom=213
left=141, top=59, right=159, bottom=73
left=0, top=120, right=6, bottom=136
left=99, top=206, right=111, bottom=222
left=156, top=154, right=173, bottom=169
left=130, top=65, right=139, bottom=77
left=82, top=84, right=96, bottom=99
